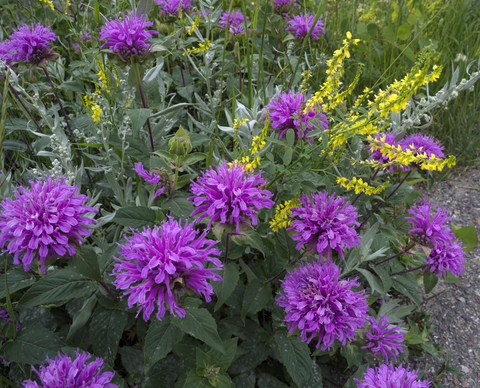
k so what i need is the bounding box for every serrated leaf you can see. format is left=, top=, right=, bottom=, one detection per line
left=161, top=194, right=195, bottom=218
left=231, top=230, right=265, bottom=255
left=0, top=269, right=36, bottom=300
left=274, top=229, right=299, bottom=265
left=274, top=332, right=312, bottom=386
left=212, top=263, right=239, bottom=311
left=70, top=246, right=101, bottom=280
left=141, top=355, right=183, bottom=388
left=67, top=294, right=97, bottom=340
left=113, top=206, right=156, bottom=228
left=241, top=279, right=271, bottom=322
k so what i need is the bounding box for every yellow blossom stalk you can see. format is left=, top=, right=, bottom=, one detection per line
left=270, top=195, right=300, bottom=232
left=184, top=40, right=211, bottom=56
left=188, top=14, right=200, bottom=36
left=39, top=0, right=54, bottom=11
left=83, top=94, right=102, bottom=123
left=337, top=177, right=390, bottom=195
left=95, top=59, right=111, bottom=93
left=300, top=70, right=311, bottom=93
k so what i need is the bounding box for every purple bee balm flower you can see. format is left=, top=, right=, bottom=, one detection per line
left=100, top=13, right=159, bottom=63
left=399, top=133, right=445, bottom=159
left=362, top=315, right=406, bottom=362
left=354, top=363, right=431, bottom=388
left=0, top=41, right=14, bottom=65
left=277, top=261, right=368, bottom=350
left=133, top=162, right=170, bottom=199
left=264, top=91, right=329, bottom=141
left=155, top=0, right=193, bottom=17
left=112, top=218, right=222, bottom=321
left=0, top=177, right=98, bottom=273
left=219, top=10, right=248, bottom=36
left=426, top=238, right=465, bottom=278
left=285, top=13, right=325, bottom=41
left=189, top=162, right=274, bottom=232
left=273, top=0, right=296, bottom=13
left=368, top=132, right=398, bottom=165
left=288, top=191, right=360, bottom=260
left=80, top=31, right=91, bottom=42
left=8, top=23, right=57, bottom=66
left=0, top=309, right=20, bottom=364
left=23, top=351, right=117, bottom=388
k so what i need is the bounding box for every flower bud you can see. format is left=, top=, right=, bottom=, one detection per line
left=168, top=126, right=192, bottom=155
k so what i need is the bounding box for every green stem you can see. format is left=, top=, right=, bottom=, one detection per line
left=133, top=62, right=155, bottom=152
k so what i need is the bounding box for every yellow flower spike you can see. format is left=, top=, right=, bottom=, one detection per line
left=346, top=31, right=352, bottom=39
left=270, top=195, right=301, bottom=232
left=337, top=176, right=390, bottom=196
left=39, top=0, right=54, bottom=10
left=83, top=94, right=102, bottom=123
left=184, top=39, right=211, bottom=55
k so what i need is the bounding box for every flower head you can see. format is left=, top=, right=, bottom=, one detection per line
left=100, top=13, right=158, bottom=63
left=368, top=132, right=398, bottom=165
left=0, top=41, right=14, bottom=65
left=73, top=43, right=81, bottom=52
left=23, top=351, right=117, bottom=388
left=277, top=261, right=368, bottom=350
left=264, top=91, right=329, bottom=141
left=0, top=309, right=20, bottom=364
left=112, top=218, right=222, bottom=321
left=272, top=0, right=296, bottom=14
left=362, top=315, right=406, bottom=362
left=80, top=31, right=91, bottom=42
left=133, top=162, right=170, bottom=199
left=285, top=13, right=324, bottom=41
left=0, top=177, right=97, bottom=273
left=426, top=239, right=465, bottom=278
left=189, top=162, right=274, bottom=232
left=354, top=364, right=431, bottom=388
left=289, top=191, right=360, bottom=259
left=155, top=0, right=192, bottom=17
left=7, top=23, right=57, bottom=66
left=219, top=10, right=248, bottom=36
left=399, top=133, right=445, bottom=159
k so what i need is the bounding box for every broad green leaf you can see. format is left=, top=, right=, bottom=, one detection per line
left=232, top=371, right=255, bottom=388
left=283, top=148, right=293, bottom=166
left=90, top=306, right=128, bottom=365
left=213, top=263, right=240, bottom=311
left=231, top=230, right=265, bottom=255
left=113, top=206, right=156, bottom=228
left=67, top=294, right=97, bottom=340
left=141, top=355, right=183, bottom=388
left=357, top=268, right=385, bottom=295
left=256, top=373, right=288, bottom=388
left=454, top=225, right=478, bottom=253
left=183, top=370, right=211, bottom=388
left=397, top=25, right=411, bottom=40
left=340, top=343, right=363, bottom=369
left=286, top=129, right=295, bottom=146
left=392, top=274, right=421, bottom=306
left=70, top=246, right=101, bottom=280
left=0, top=269, right=36, bottom=300
left=3, top=323, right=64, bottom=364
left=304, top=360, right=323, bottom=388
left=161, top=193, right=195, bottom=218
left=18, top=269, right=97, bottom=308
left=274, top=332, right=312, bottom=387
left=59, top=80, right=84, bottom=93
left=119, top=346, right=144, bottom=376
left=274, top=229, right=299, bottom=265
left=382, top=26, right=396, bottom=42
left=423, top=269, right=438, bottom=294
left=206, top=338, right=238, bottom=373
left=241, top=279, right=271, bottom=322
left=144, top=315, right=184, bottom=372
left=127, top=109, right=152, bottom=137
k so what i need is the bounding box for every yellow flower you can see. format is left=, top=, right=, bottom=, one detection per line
left=39, top=0, right=54, bottom=10
left=337, top=176, right=390, bottom=195
left=183, top=39, right=211, bottom=55
left=188, top=14, right=200, bottom=36
left=270, top=195, right=300, bottom=232
left=83, top=94, right=102, bottom=123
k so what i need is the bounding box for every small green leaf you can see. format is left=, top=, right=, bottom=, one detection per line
left=423, top=269, right=438, bottom=294
left=230, top=229, right=265, bottom=255
left=241, top=279, right=271, bottom=322
left=136, top=0, right=154, bottom=16
left=454, top=225, right=478, bottom=252
left=357, top=268, right=385, bottom=295
left=286, top=129, right=295, bottom=146
left=397, top=25, right=411, bottom=40
left=67, top=295, right=97, bottom=340
left=283, top=148, right=293, bottom=166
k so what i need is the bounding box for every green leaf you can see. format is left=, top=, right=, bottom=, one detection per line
left=67, top=294, right=97, bottom=340
left=344, top=365, right=368, bottom=388
left=141, top=355, right=183, bottom=388
left=304, top=360, right=323, bottom=388
left=179, top=153, right=206, bottom=171
left=70, top=246, right=101, bottom=280
left=397, top=25, right=411, bottom=40
left=382, top=26, right=396, bottom=42
left=356, top=268, right=385, bottom=295
left=183, top=370, right=211, bottom=388
left=340, top=343, right=363, bottom=369
left=161, top=193, right=195, bottom=218
left=274, top=229, right=300, bottom=265
left=206, top=338, right=238, bottom=373
left=127, top=109, right=153, bottom=138
left=90, top=306, right=128, bottom=365
left=241, top=279, right=271, bottom=322
left=212, top=263, right=240, bottom=311
left=119, top=346, right=144, bottom=376
left=283, top=148, right=293, bottom=166
left=136, top=0, right=153, bottom=16
left=144, top=315, right=184, bottom=372
left=113, top=206, right=156, bottom=228
left=286, top=129, right=295, bottom=147
left=453, top=225, right=478, bottom=253
left=3, top=323, right=64, bottom=365
left=172, top=304, right=225, bottom=354
left=423, top=269, right=438, bottom=294
left=94, top=0, right=100, bottom=23
left=274, top=332, right=312, bottom=386
left=0, top=269, right=36, bottom=300
left=231, top=230, right=265, bottom=255
left=392, top=274, right=421, bottom=306
left=444, top=271, right=460, bottom=284
left=232, top=371, right=255, bottom=388
left=59, top=80, right=84, bottom=93
left=18, top=269, right=97, bottom=308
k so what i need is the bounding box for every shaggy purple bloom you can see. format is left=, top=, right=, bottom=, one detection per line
left=362, top=315, right=406, bottom=362
left=219, top=10, right=248, bottom=36
left=133, top=162, right=169, bottom=199
left=155, top=0, right=193, bottom=17
left=264, top=91, right=329, bottom=141
left=7, top=23, right=57, bottom=66
left=273, top=0, right=296, bottom=13
left=23, top=351, right=117, bottom=388
left=399, top=133, right=445, bottom=159
left=368, top=132, right=398, bottom=165
left=100, top=13, right=158, bottom=63
left=277, top=261, right=368, bottom=350
left=355, top=364, right=431, bottom=388
left=0, top=177, right=98, bottom=273
left=80, top=31, right=91, bottom=42
left=0, top=309, right=20, bottom=364
left=189, top=162, right=274, bottom=232
left=288, top=191, right=360, bottom=260
left=285, top=13, right=325, bottom=41
left=0, top=41, right=14, bottom=65
left=426, top=239, right=465, bottom=278
left=112, top=218, right=222, bottom=321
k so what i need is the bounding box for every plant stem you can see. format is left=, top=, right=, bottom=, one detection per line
left=266, top=250, right=306, bottom=284
left=390, top=264, right=427, bottom=277
left=99, top=280, right=119, bottom=303
left=224, top=233, right=231, bottom=264
left=374, top=243, right=415, bottom=266
left=7, top=85, right=43, bottom=133
left=133, top=62, right=155, bottom=152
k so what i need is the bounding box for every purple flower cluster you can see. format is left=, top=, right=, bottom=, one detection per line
left=285, top=13, right=325, bottom=41
left=264, top=91, right=329, bottom=141
left=273, top=0, right=296, bottom=14
left=406, top=198, right=465, bottom=278
left=23, top=351, right=117, bottom=388
left=277, top=261, right=368, bottom=350
left=368, top=132, right=397, bottom=166
left=189, top=162, right=274, bottom=232
left=219, top=10, right=248, bottom=36
left=362, top=315, right=405, bottom=361
left=155, top=0, right=192, bottom=17
left=80, top=31, right=91, bottom=42
left=355, top=364, right=431, bottom=388
left=289, top=191, right=360, bottom=259
left=133, top=162, right=170, bottom=200
left=0, top=177, right=97, bottom=273
left=100, top=13, right=158, bottom=63
left=1, top=23, right=57, bottom=66
left=0, top=309, right=20, bottom=364
left=112, top=218, right=222, bottom=321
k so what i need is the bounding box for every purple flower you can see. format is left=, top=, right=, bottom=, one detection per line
left=80, top=31, right=91, bottom=42
left=0, top=177, right=98, bottom=273
left=73, top=43, right=81, bottom=52
left=277, top=261, right=368, bottom=350
left=112, top=218, right=222, bottom=321
left=7, top=23, right=57, bottom=66
left=0, top=41, right=14, bottom=65
left=285, top=13, right=324, bottom=41
left=23, top=351, right=117, bottom=388
left=189, top=162, right=274, bottom=232
left=288, top=191, right=360, bottom=260
left=362, top=315, right=406, bottom=361
left=354, top=364, right=431, bottom=388
left=100, top=13, right=159, bottom=63
left=219, top=10, right=248, bottom=36
left=426, top=239, right=465, bottom=278
left=273, top=0, right=296, bottom=13
left=155, top=0, right=193, bottom=17
left=0, top=309, right=20, bottom=364
left=368, top=132, right=398, bottom=166
left=399, top=133, right=445, bottom=159
left=133, top=162, right=169, bottom=199
left=264, top=91, right=329, bottom=141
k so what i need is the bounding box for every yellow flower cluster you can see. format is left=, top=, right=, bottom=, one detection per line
left=83, top=94, right=102, bottom=123
left=337, top=176, right=390, bottom=195
left=250, top=116, right=268, bottom=156
left=233, top=117, right=247, bottom=150
left=368, top=136, right=456, bottom=171
left=39, top=0, right=54, bottom=10
left=270, top=195, right=300, bottom=232
left=95, top=59, right=111, bottom=93
left=300, top=70, right=311, bottom=93
left=188, top=14, right=200, bottom=36
left=184, top=40, right=211, bottom=56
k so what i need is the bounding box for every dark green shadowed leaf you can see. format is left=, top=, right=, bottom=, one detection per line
left=67, top=294, right=97, bottom=340
left=241, top=279, right=271, bottom=322
left=423, top=269, right=439, bottom=294
left=212, top=263, right=240, bottom=311
left=70, top=246, right=101, bottom=280
left=113, top=206, right=157, bottom=228
left=274, top=332, right=312, bottom=387
left=0, top=269, right=36, bottom=300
